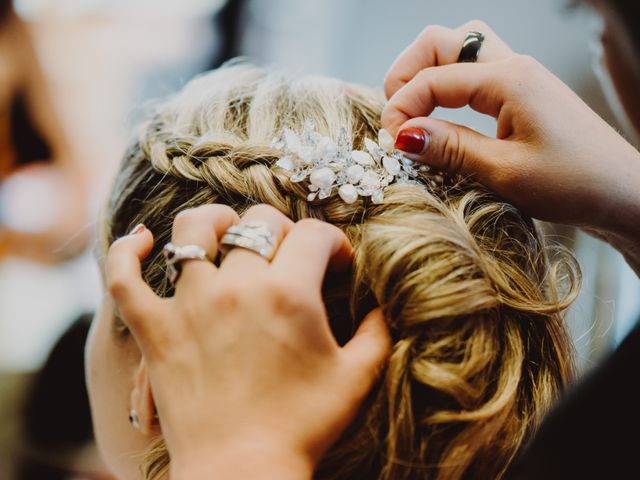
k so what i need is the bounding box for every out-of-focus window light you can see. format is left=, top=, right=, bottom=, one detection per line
left=0, top=169, right=63, bottom=233
left=15, top=0, right=226, bottom=20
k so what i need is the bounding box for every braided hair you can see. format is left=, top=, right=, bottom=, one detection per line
left=101, top=64, right=579, bottom=480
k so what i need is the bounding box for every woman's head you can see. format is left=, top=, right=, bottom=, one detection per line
left=86, top=64, right=579, bottom=479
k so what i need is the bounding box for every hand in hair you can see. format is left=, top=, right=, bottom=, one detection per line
left=382, top=20, right=640, bottom=274
left=105, top=204, right=391, bottom=480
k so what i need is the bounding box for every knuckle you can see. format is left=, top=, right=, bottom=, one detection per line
left=243, top=204, right=290, bottom=227
left=295, top=218, right=330, bottom=236
left=440, top=128, right=466, bottom=173
left=462, top=19, right=492, bottom=33
left=173, top=207, right=197, bottom=230
left=107, top=273, right=129, bottom=301
left=267, top=278, right=317, bottom=316
left=418, top=24, right=449, bottom=43
left=412, top=68, right=435, bottom=93
left=201, top=203, right=238, bottom=221
left=263, top=277, right=292, bottom=303
left=414, top=66, right=432, bottom=83
left=243, top=203, right=284, bottom=221
left=209, top=283, right=243, bottom=312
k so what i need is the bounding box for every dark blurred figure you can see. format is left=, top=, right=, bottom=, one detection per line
left=0, top=0, right=89, bottom=263
left=208, top=0, right=248, bottom=69
left=508, top=319, right=640, bottom=479
left=14, top=314, right=114, bottom=480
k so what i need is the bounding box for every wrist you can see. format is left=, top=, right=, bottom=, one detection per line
left=598, top=176, right=640, bottom=243
left=592, top=149, right=640, bottom=242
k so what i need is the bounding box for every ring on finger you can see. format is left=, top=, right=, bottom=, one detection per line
left=220, top=221, right=277, bottom=262
left=163, top=243, right=212, bottom=285
left=457, top=31, right=485, bottom=63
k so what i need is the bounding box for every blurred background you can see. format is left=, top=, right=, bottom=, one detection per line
left=1, top=0, right=639, bottom=478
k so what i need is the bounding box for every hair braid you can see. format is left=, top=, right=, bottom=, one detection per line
left=100, top=64, right=580, bottom=480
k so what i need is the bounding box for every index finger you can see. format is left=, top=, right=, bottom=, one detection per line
left=384, top=21, right=514, bottom=99
left=381, top=61, right=508, bottom=136
left=106, top=227, right=168, bottom=348
left=271, top=219, right=353, bottom=288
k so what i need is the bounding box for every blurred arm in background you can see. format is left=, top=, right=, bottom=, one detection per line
left=0, top=1, right=89, bottom=263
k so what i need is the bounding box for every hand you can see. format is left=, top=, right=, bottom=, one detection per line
left=382, top=21, right=640, bottom=239
left=105, top=204, right=391, bottom=480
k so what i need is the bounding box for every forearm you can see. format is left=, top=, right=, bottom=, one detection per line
left=585, top=185, right=640, bottom=276
left=584, top=149, right=640, bottom=276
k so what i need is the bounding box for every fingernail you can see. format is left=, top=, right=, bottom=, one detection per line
left=129, top=223, right=146, bottom=235
left=395, top=128, right=430, bottom=155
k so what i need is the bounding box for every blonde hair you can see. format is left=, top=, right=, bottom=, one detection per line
left=102, top=64, right=579, bottom=480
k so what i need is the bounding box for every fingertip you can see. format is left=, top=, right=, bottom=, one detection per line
left=128, top=223, right=146, bottom=236
left=325, top=224, right=354, bottom=273
left=302, top=219, right=353, bottom=269
left=395, top=125, right=431, bottom=156
left=393, top=117, right=471, bottom=173
left=106, top=226, right=156, bottom=300
left=360, top=307, right=392, bottom=353
left=113, top=224, right=155, bottom=257
left=392, top=117, right=440, bottom=169
left=343, top=308, right=391, bottom=377
left=380, top=101, right=410, bottom=138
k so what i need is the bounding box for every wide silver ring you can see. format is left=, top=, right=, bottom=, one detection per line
left=163, top=242, right=211, bottom=284
left=220, top=221, right=277, bottom=261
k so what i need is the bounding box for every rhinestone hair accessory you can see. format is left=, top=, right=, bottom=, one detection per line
left=271, top=121, right=431, bottom=205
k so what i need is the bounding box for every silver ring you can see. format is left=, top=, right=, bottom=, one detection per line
left=163, top=242, right=211, bottom=284
left=220, top=221, right=277, bottom=261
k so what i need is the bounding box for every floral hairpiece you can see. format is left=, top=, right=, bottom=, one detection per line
left=271, top=120, right=431, bottom=204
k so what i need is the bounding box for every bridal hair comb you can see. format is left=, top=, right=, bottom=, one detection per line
left=272, top=120, right=433, bottom=205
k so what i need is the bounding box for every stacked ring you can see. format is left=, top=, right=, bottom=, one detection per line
left=220, top=221, right=277, bottom=261
left=163, top=243, right=212, bottom=285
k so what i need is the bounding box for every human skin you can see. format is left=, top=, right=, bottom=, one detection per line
left=89, top=204, right=390, bottom=480
left=85, top=294, right=158, bottom=479
left=381, top=19, right=640, bottom=274
left=94, top=10, right=640, bottom=480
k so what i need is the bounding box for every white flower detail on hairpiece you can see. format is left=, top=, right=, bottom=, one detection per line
left=271, top=120, right=430, bottom=204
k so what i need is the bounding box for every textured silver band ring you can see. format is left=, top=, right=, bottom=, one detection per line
left=163, top=243, right=212, bottom=285
left=220, top=221, right=277, bottom=261
left=457, top=31, right=485, bottom=63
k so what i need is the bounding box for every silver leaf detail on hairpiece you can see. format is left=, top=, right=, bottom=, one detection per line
left=272, top=120, right=430, bottom=205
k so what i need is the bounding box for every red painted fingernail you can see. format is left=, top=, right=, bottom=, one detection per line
left=395, top=127, right=430, bottom=154
left=129, top=223, right=146, bottom=235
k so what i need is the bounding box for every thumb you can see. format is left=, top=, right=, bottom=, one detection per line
left=341, top=308, right=391, bottom=394
left=393, top=117, right=508, bottom=180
